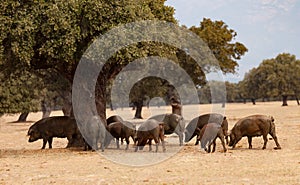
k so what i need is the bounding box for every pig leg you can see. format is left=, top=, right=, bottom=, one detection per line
left=131, top=135, right=137, bottom=145
left=218, top=136, right=227, bottom=152
left=262, top=134, right=268, bottom=149
left=206, top=143, right=211, bottom=153
left=92, top=137, right=98, bottom=151
left=231, top=136, right=242, bottom=149
left=161, top=139, right=166, bottom=152
left=148, top=139, right=153, bottom=152
left=99, top=140, right=105, bottom=152
left=269, top=132, right=281, bottom=150
left=247, top=136, right=252, bottom=149
left=225, top=135, right=229, bottom=145
left=210, top=139, right=216, bottom=153
left=116, top=138, right=120, bottom=149
left=66, top=135, right=73, bottom=148
left=153, top=138, right=159, bottom=152
left=175, top=129, right=183, bottom=146
left=41, top=138, right=48, bottom=149
left=48, top=137, right=53, bottom=149
left=125, top=137, right=130, bottom=150
left=178, top=132, right=183, bottom=146
left=195, top=137, right=200, bottom=145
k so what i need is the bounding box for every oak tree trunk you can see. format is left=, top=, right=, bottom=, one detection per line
left=17, top=112, right=29, bottom=122
left=295, top=96, right=299, bottom=105
left=134, top=100, right=143, bottom=119
left=41, top=101, right=52, bottom=118
left=282, top=95, right=288, bottom=106
left=171, top=102, right=182, bottom=115
left=251, top=98, right=256, bottom=105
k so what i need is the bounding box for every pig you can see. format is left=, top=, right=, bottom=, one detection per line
left=27, top=116, right=82, bottom=149
left=197, top=122, right=227, bottom=153
left=106, top=115, right=129, bottom=145
left=105, top=121, right=136, bottom=150
left=229, top=114, right=281, bottom=150
left=184, top=113, right=228, bottom=145
left=149, top=113, right=185, bottom=146
left=135, top=119, right=166, bottom=152
left=107, top=115, right=123, bottom=125
left=82, top=115, right=106, bottom=152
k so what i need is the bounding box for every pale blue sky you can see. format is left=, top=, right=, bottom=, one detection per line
left=165, top=0, right=300, bottom=82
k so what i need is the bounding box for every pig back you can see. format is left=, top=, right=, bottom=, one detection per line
left=232, top=115, right=273, bottom=136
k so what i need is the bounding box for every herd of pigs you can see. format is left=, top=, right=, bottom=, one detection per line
left=27, top=113, right=282, bottom=153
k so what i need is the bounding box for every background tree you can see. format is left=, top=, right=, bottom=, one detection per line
left=240, top=53, right=300, bottom=106
left=198, top=80, right=226, bottom=106
left=0, top=69, right=40, bottom=121
left=189, top=18, right=248, bottom=74
left=129, top=77, right=169, bottom=119
left=0, top=0, right=177, bottom=121
left=0, top=68, right=70, bottom=121
left=0, top=1, right=248, bottom=129
left=225, top=81, right=240, bottom=103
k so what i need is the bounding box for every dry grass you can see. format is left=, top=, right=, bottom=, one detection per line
left=1, top=101, right=300, bottom=184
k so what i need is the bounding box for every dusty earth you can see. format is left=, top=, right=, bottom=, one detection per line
left=1, top=102, right=300, bottom=184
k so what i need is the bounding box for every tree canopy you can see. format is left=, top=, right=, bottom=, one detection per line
left=238, top=53, right=300, bottom=105
left=0, top=0, right=248, bottom=120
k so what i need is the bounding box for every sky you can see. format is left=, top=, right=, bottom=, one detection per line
left=165, top=0, right=300, bottom=82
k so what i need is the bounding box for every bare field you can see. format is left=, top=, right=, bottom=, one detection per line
left=1, top=101, right=300, bottom=184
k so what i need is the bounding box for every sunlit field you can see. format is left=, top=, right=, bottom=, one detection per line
left=1, top=101, right=300, bottom=184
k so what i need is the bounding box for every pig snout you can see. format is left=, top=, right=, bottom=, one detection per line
left=28, top=135, right=37, bottom=142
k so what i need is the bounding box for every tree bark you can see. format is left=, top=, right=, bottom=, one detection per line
left=134, top=100, right=143, bottom=119
left=171, top=102, right=182, bottom=115
left=17, top=112, right=29, bottom=122
left=295, top=96, right=299, bottom=105
left=251, top=98, right=256, bottom=105
left=95, top=78, right=107, bottom=123
left=221, top=101, right=225, bottom=108
left=41, top=101, right=52, bottom=118
left=170, top=96, right=182, bottom=115
left=282, top=95, right=288, bottom=106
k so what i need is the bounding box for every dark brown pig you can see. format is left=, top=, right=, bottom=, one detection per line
left=184, top=113, right=228, bottom=145
left=27, top=116, right=82, bottom=149
left=105, top=121, right=136, bottom=150
left=197, top=123, right=227, bottom=153
left=82, top=115, right=106, bottom=152
left=106, top=115, right=123, bottom=125
left=149, top=113, right=185, bottom=146
left=135, top=119, right=166, bottom=152
left=229, top=115, right=281, bottom=150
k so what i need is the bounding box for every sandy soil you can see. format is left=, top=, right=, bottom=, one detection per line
left=0, top=101, right=300, bottom=184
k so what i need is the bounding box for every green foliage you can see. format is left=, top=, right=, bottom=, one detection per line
left=0, top=70, right=40, bottom=114
left=198, top=80, right=226, bottom=104
left=240, top=53, right=300, bottom=100
left=189, top=18, right=248, bottom=74
left=225, top=81, right=240, bottom=102
left=129, top=77, right=169, bottom=105
left=0, top=0, right=248, bottom=115
left=0, top=68, right=71, bottom=115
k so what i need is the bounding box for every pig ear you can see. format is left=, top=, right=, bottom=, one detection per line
left=27, top=129, right=33, bottom=135
left=270, top=116, right=274, bottom=122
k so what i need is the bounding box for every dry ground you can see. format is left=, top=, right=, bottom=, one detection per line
left=0, top=101, right=300, bottom=184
